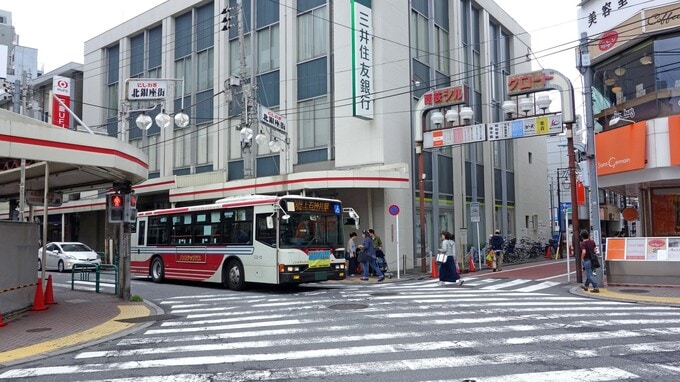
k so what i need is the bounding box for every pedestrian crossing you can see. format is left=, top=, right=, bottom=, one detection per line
left=3, top=278, right=680, bottom=381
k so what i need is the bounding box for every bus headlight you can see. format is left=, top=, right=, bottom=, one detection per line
left=286, top=266, right=300, bottom=272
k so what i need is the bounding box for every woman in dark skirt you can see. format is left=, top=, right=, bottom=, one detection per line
left=439, top=231, right=464, bottom=286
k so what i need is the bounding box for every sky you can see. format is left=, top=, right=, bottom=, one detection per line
left=4, top=0, right=165, bottom=73
left=494, top=0, right=584, bottom=116
left=5, top=0, right=583, bottom=112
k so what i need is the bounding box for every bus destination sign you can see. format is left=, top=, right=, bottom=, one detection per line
left=286, top=200, right=342, bottom=215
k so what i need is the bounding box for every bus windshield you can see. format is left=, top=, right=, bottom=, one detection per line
left=280, top=212, right=343, bottom=248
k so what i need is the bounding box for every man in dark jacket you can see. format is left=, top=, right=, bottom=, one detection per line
left=489, top=230, right=505, bottom=272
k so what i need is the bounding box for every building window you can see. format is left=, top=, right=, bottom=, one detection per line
left=297, top=5, right=327, bottom=62
left=410, top=9, right=428, bottom=63
left=435, top=26, right=449, bottom=74
left=297, top=57, right=327, bottom=100
left=258, top=24, right=280, bottom=73
left=197, top=49, right=213, bottom=91
left=130, top=33, right=145, bottom=78
left=171, top=4, right=215, bottom=173
left=298, top=96, right=330, bottom=151
left=106, top=44, right=120, bottom=137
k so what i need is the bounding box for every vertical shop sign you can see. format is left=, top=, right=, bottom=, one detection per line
left=351, top=0, right=373, bottom=119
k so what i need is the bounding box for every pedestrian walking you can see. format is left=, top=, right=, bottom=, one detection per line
left=346, top=232, right=358, bottom=276
left=489, top=230, right=505, bottom=271
left=438, top=231, right=464, bottom=286
left=358, top=230, right=385, bottom=282
left=580, top=230, right=600, bottom=293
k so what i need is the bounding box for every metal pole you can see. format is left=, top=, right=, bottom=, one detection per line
left=432, top=149, right=440, bottom=265
left=476, top=221, right=481, bottom=270
left=41, top=162, right=49, bottom=283
left=580, top=32, right=604, bottom=287
left=566, top=123, right=582, bottom=283
left=556, top=168, right=562, bottom=257
left=396, top=214, right=400, bottom=279
left=418, top=141, right=426, bottom=272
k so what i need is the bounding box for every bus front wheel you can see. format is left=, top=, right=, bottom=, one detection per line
left=150, top=257, right=165, bottom=283
left=225, top=260, right=246, bottom=291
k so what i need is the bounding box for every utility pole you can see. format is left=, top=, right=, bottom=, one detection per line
left=225, top=0, right=258, bottom=179
left=579, top=32, right=604, bottom=286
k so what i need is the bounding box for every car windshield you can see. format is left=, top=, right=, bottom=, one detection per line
left=60, top=243, right=92, bottom=252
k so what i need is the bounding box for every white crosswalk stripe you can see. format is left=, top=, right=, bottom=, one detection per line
left=3, top=278, right=680, bottom=381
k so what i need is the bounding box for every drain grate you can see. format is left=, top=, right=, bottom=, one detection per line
left=26, top=327, right=52, bottom=333
left=619, top=289, right=650, bottom=294
left=116, top=314, right=179, bottom=324
left=328, top=303, right=369, bottom=310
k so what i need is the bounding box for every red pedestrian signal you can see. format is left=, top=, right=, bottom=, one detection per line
left=124, top=193, right=138, bottom=223
left=111, top=194, right=123, bottom=208
left=108, top=193, right=125, bottom=223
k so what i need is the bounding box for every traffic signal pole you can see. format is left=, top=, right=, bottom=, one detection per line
left=109, top=182, right=133, bottom=301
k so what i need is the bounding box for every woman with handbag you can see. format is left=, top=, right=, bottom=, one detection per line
left=438, top=231, right=464, bottom=286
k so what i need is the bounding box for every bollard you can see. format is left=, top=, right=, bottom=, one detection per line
left=431, top=258, right=439, bottom=278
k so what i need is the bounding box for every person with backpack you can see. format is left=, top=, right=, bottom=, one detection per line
left=580, top=229, right=600, bottom=293
left=438, top=231, right=464, bottom=286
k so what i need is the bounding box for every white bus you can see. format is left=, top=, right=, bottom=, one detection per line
left=130, top=194, right=347, bottom=290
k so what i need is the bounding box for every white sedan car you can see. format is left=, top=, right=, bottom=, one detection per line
left=38, top=242, right=102, bottom=272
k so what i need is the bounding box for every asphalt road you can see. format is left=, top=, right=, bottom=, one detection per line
left=5, top=261, right=680, bottom=381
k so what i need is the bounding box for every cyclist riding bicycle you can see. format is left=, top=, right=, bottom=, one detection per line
left=489, top=230, right=505, bottom=272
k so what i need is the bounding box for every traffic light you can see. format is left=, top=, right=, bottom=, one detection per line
left=124, top=193, right=138, bottom=223
left=108, top=193, right=124, bottom=223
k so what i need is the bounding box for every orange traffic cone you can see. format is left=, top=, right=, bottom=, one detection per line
left=431, top=259, right=439, bottom=278
left=469, top=256, right=477, bottom=272
left=31, top=278, right=49, bottom=311
left=44, top=275, right=57, bottom=305
left=0, top=310, right=7, bottom=327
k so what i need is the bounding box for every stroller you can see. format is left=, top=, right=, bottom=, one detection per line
left=374, top=249, right=393, bottom=279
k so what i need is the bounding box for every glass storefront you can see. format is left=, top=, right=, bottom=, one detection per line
left=592, top=33, right=680, bottom=131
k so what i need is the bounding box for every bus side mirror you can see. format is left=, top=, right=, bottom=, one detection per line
left=266, top=216, right=274, bottom=229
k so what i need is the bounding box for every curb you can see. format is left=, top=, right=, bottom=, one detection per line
left=0, top=299, right=162, bottom=368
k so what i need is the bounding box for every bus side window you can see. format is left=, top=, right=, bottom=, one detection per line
left=137, top=221, right=146, bottom=246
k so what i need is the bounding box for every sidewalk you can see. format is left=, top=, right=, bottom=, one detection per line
left=0, top=287, right=161, bottom=367
left=570, top=283, right=680, bottom=306
left=2, top=269, right=680, bottom=368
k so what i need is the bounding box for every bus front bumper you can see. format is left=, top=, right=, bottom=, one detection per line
left=279, top=270, right=345, bottom=283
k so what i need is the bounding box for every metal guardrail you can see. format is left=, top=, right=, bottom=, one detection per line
left=71, top=263, right=118, bottom=295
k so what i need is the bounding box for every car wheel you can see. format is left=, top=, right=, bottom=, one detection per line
left=224, top=260, right=246, bottom=291
left=150, top=257, right=165, bottom=283
left=57, top=260, right=65, bottom=273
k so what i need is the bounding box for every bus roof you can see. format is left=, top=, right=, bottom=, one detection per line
left=137, top=194, right=341, bottom=217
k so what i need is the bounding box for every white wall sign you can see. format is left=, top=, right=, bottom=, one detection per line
left=126, top=79, right=168, bottom=100
left=258, top=105, right=288, bottom=134
left=351, top=0, right=373, bottom=120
